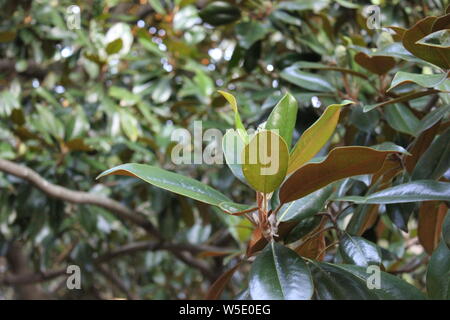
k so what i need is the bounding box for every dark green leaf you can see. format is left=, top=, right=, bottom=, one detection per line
left=249, top=241, right=313, bottom=300
left=336, top=180, right=450, bottom=204
left=336, top=264, right=426, bottom=300
left=96, top=163, right=231, bottom=206
left=266, top=92, right=298, bottom=149
left=412, top=128, right=450, bottom=180
left=426, top=241, right=450, bottom=299
left=339, top=233, right=382, bottom=267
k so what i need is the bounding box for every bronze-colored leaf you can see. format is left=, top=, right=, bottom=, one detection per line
left=294, top=217, right=327, bottom=260
left=354, top=52, right=396, bottom=75
left=418, top=202, right=447, bottom=254
left=402, top=15, right=450, bottom=69
left=246, top=228, right=267, bottom=257
left=205, top=263, right=241, bottom=300
left=279, top=147, right=397, bottom=204
left=405, top=120, right=441, bottom=173
left=388, top=26, right=407, bottom=42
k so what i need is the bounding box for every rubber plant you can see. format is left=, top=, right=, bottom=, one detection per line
left=97, top=92, right=449, bottom=300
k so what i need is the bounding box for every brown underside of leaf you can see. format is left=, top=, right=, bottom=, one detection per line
left=354, top=52, right=396, bottom=75
left=294, top=217, right=327, bottom=260
left=405, top=120, right=441, bottom=172
left=418, top=202, right=448, bottom=255
left=205, top=262, right=241, bottom=300
left=280, top=147, right=397, bottom=204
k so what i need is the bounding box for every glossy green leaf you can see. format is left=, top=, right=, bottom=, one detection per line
left=280, top=67, right=335, bottom=92
left=222, top=129, right=247, bottom=184
left=336, top=180, right=450, bottom=204
left=96, top=163, right=231, bottom=206
left=363, top=89, right=438, bottom=112
left=310, top=262, right=379, bottom=300
left=218, top=90, right=248, bottom=143
left=249, top=241, right=313, bottom=300
left=339, top=233, right=382, bottom=267
left=337, top=265, right=426, bottom=300
left=266, top=93, right=298, bottom=149
left=242, top=130, right=289, bottom=193
left=426, top=241, right=450, bottom=299
left=371, top=142, right=410, bottom=155
left=277, top=185, right=333, bottom=222
left=218, top=202, right=253, bottom=215
left=288, top=101, right=353, bottom=174
left=388, top=71, right=449, bottom=92
left=444, top=210, right=450, bottom=249
left=417, top=105, right=450, bottom=134
left=284, top=216, right=323, bottom=244
left=412, top=128, right=450, bottom=180
left=386, top=202, right=415, bottom=232
left=384, top=104, right=420, bottom=136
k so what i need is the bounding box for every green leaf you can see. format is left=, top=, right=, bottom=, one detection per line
left=236, top=21, right=269, bottom=49
left=444, top=210, right=450, bottom=249
left=384, top=104, right=420, bottom=137
left=96, top=163, right=231, bottom=206
left=266, top=92, right=298, bottom=149
left=284, top=216, right=322, bottom=244
left=199, top=1, right=241, bottom=26
left=388, top=71, right=449, bottom=92
left=277, top=185, right=333, bottom=222
left=339, top=233, right=382, bottom=267
left=106, top=38, right=123, bottom=55
left=242, top=130, right=289, bottom=193
left=218, top=90, right=248, bottom=143
left=222, top=129, right=247, bottom=184
left=412, top=128, right=450, bottom=180
left=280, top=67, right=335, bottom=92
left=249, top=241, right=313, bottom=300
left=336, top=264, right=426, bottom=300
left=417, top=105, right=450, bottom=134
left=426, top=241, right=450, bottom=299
left=370, top=142, right=410, bottom=155
left=288, top=101, right=353, bottom=174
left=310, top=262, right=379, bottom=300
left=416, top=29, right=450, bottom=49
left=363, top=89, right=438, bottom=112
left=336, top=180, right=450, bottom=204
left=218, top=202, right=253, bottom=215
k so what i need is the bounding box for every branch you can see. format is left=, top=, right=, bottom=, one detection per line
left=96, top=264, right=139, bottom=300
left=1, top=239, right=226, bottom=287
left=0, top=159, right=221, bottom=280
left=1, top=267, right=67, bottom=286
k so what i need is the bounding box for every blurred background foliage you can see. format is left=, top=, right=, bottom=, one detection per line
left=0, top=0, right=449, bottom=299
